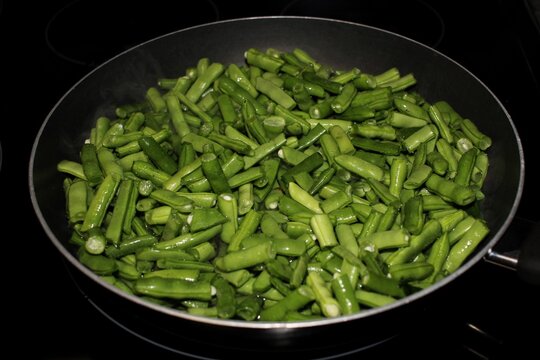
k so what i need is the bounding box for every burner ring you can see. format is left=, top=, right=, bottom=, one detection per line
left=281, top=0, right=445, bottom=48
left=45, top=0, right=220, bottom=67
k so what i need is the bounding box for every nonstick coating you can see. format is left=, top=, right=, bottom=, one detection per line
left=30, top=17, right=524, bottom=353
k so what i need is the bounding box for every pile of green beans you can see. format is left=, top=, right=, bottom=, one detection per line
left=58, top=47, right=491, bottom=321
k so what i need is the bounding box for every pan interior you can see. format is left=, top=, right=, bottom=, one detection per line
left=30, top=17, right=523, bottom=329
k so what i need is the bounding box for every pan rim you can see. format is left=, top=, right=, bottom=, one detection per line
left=30, top=15, right=525, bottom=330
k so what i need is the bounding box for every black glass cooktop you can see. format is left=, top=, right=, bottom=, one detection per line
left=8, top=0, right=540, bottom=358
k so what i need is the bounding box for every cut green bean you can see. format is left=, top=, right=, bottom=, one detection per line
left=135, top=277, right=213, bottom=300
left=59, top=47, right=493, bottom=323
left=105, top=179, right=134, bottom=244
left=81, top=175, right=120, bottom=232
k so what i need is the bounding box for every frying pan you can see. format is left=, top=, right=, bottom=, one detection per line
left=30, top=17, right=526, bottom=356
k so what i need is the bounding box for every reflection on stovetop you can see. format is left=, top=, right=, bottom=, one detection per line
left=45, top=0, right=219, bottom=67
left=27, top=243, right=538, bottom=359
left=25, top=0, right=540, bottom=358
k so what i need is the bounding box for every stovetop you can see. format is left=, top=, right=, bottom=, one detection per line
left=6, top=0, right=540, bottom=358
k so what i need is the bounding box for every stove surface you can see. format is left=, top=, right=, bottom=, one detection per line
left=8, top=0, right=540, bottom=358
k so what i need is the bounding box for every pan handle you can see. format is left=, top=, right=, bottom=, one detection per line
left=485, top=218, right=540, bottom=285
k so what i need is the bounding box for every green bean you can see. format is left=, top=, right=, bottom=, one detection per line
left=404, top=164, right=432, bottom=190
left=60, top=47, right=493, bottom=323
left=355, top=290, right=396, bottom=308
left=227, top=63, right=258, bottom=98
left=67, top=180, right=88, bottom=224
left=334, top=154, right=385, bottom=182
left=102, top=131, right=145, bottom=148
left=84, top=227, right=107, bottom=255
left=272, top=238, right=307, bottom=257
left=187, top=242, right=216, bottom=262
left=361, top=272, right=405, bottom=298
left=259, top=214, right=286, bottom=241
left=253, top=269, right=272, bottom=293
left=135, top=277, right=213, bottom=300
left=131, top=160, right=170, bottom=187
left=310, top=214, right=338, bottom=248
left=165, top=94, right=190, bottom=138
left=80, top=143, right=104, bottom=187
left=57, top=160, right=87, bottom=180
left=402, top=125, right=437, bottom=153
left=201, top=151, right=232, bottom=194
left=292, top=48, right=321, bottom=71
left=146, top=87, right=167, bottom=113
left=151, top=259, right=210, bottom=274
left=309, top=96, right=335, bottom=119
left=443, top=219, right=489, bottom=274
left=307, top=118, right=353, bottom=133
left=215, top=240, right=276, bottom=272
left=402, top=195, right=424, bottom=235
left=303, top=71, right=342, bottom=94
left=218, top=269, right=250, bottom=288
left=364, top=229, right=410, bottom=251
left=288, top=182, right=322, bottom=214
left=274, top=104, right=311, bottom=135
left=259, top=285, right=315, bottom=321
left=217, top=193, right=238, bottom=244
left=136, top=248, right=195, bottom=262
left=460, top=118, right=492, bottom=150
left=352, top=137, right=401, bottom=156
left=331, top=82, right=357, bottom=114
left=92, top=116, right=111, bottom=148
left=96, top=148, right=123, bottom=181
left=211, top=276, right=236, bottom=319
left=389, top=262, right=434, bottom=282
left=384, top=73, right=417, bottom=92
left=329, top=125, right=355, bottom=154
left=386, top=219, right=442, bottom=266
left=365, top=178, right=400, bottom=206
left=78, top=247, right=117, bottom=275
left=150, top=189, right=193, bottom=212
left=228, top=210, right=263, bottom=252
left=454, top=147, right=478, bottom=186
left=138, top=136, right=177, bottom=175
left=155, top=224, right=222, bottom=251
left=332, top=273, right=360, bottom=315
left=448, top=216, right=476, bottom=245
left=186, top=62, right=225, bottom=103
left=388, top=156, right=408, bottom=197
left=80, top=175, right=119, bottom=232
left=306, top=272, right=341, bottom=318
left=256, top=77, right=296, bottom=110
left=437, top=209, right=466, bottom=233
left=236, top=295, right=262, bottom=321
left=351, top=87, right=393, bottom=110
left=144, top=269, right=199, bottom=282
left=281, top=152, right=324, bottom=184
left=245, top=48, right=284, bottom=73
left=228, top=167, right=264, bottom=189
left=376, top=204, right=398, bottom=231
left=283, top=74, right=326, bottom=98
left=338, top=104, right=375, bottom=122
left=188, top=207, right=227, bottom=232
left=132, top=216, right=150, bottom=235
left=320, top=190, right=351, bottom=214
left=425, top=174, right=476, bottom=206
left=243, top=133, right=287, bottom=170
left=393, top=98, right=429, bottom=120
left=116, top=128, right=171, bottom=157
left=291, top=82, right=315, bottom=111
left=331, top=67, right=361, bottom=84
left=105, top=179, right=134, bottom=244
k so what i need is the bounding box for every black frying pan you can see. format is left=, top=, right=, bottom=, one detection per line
left=30, top=17, right=525, bottom=357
